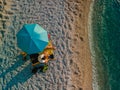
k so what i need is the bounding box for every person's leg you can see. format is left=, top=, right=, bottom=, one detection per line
left=32, top=67, right=38, bottom=74
left=42, top=64, right=48, bottom=72
left=32, top=64, right=39, bottom=74
left=38, top=64, right=48, bottom=72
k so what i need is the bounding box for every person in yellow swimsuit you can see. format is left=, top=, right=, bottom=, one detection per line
left=39, top=41, right=56, bottom=63
left=20, top=41, right=56, bottom=73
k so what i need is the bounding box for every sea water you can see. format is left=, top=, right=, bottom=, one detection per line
left=90, top=0, right=120, bottom=90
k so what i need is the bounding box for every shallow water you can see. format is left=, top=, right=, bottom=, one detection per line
left=91, top=0, right=120, bottom=90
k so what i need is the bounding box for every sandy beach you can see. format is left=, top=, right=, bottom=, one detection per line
left=0, top=0, right=92, bottom=90
left=64, top=0, right=92, bottom=90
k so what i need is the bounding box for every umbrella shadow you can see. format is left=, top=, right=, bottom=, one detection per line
left=4, top=63, right=33, bottom=90
left=0, top=55, right=25, bottom=78
left=0, top=55, right=33, bottom=90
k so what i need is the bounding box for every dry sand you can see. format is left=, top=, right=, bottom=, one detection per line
left=0, top=0, right=92, bottom=90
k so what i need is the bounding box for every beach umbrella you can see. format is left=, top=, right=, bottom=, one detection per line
left=16, top=24, right=49, bottom=54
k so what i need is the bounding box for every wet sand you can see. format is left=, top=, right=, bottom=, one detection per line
left=0, top=0, right=92, bottom=90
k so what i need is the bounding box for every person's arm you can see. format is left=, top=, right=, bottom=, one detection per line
left=21, top=52, right=27, bottom=56
left=44, top=59, right=49, bottom=63
left=46, top=46, right=56, bottom=49
left=20, top=52, right=27, bottom=60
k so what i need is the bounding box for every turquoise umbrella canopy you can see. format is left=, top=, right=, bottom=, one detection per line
left=17, top=24, right=49, bottom=54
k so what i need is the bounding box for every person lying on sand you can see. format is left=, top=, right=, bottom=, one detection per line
left=20, top=41, right=56, bottom=74
left=31, top=51, right=55, bottom=74
left=39, top=40, right=56, bottom=62
left=29, top=53, right=48, bottom=74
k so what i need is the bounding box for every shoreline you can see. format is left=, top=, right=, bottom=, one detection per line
left=83, top=0, right=93, bottom=90
left=88, top=0, right=110, bottom=90
left=88, top=0, right=99, bottom=90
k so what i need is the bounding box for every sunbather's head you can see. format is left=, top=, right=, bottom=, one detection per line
left=40, top=54, right=45, bottom=60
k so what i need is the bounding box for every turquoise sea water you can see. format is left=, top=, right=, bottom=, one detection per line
left=91, top=0, right=120, bottom=90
